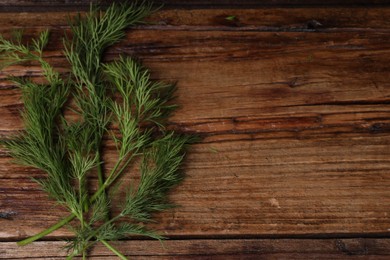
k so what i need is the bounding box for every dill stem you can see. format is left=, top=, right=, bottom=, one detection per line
left=118, top=156, right=135, bottom=175
left=17, top=214, right=75, bottom=246
left=108, top=153, right=137, bottom=184
left=93, top=133, right=104, bottom=189
left=78, top=177, right=85, bottom=228
left=101, top=240, right=128, bottom=260
left=97, top=152, right=137, bottom=194
left=95, top=147, right=110, bottom=221
left=96, top=150, right=104, bottom=187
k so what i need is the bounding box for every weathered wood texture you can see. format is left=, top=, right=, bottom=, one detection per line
left=2, top=239, right=390, bottom=259
left=0, top=5, right=390, bottom=259
left=1, top=8, right=390, bottom=29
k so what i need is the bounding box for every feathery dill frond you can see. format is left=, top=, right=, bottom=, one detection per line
left=109, top=99, right=151, bottom=160
left=1, top=76, right=71, bottom=203
left=90, top=192, right=111, bottom=224
left=0, top=33, right=33, bottom=67
left=0, top=30, right=61, bottom=84
left=104, top=56, right=177, bottom=127
left=121, top=133, right=191, bottom=221
left=97, top=223, right=164, bottom=241
left=64, top=225, right=95, bottom=258
left=63, top=2, right=155, bottom=156
left=65, top=1, right=154, bottom=85
left=61, top=3, right=156, bottom=231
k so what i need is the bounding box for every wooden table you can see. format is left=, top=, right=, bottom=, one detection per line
left=1, top=1, right=390, bottom=258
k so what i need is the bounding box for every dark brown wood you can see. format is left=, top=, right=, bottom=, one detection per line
left=1, top=239, right=390, bottom=259
left=1, top=0, right=390, bottom=12
left=0, top=6, right=390, bottom=259
left=1, top=8, right=390, bottom=30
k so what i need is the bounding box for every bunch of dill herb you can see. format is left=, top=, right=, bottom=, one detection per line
left=0, top=2, right=193, bottom=259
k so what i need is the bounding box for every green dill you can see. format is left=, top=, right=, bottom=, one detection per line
left=225, top=15, right=237, bottom=21
left=208, top=146, right=219, bottom=153
left=0, top=1, right=193, bottom=259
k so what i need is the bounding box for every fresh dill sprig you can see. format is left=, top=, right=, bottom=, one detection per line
left=0, top=1, right=193, bottom=259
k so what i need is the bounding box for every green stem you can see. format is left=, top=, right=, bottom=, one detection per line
left=78, top=176, right=85, bottom=228
left=96, top=148, right=110, bottom=221
left=96, top=149, right=104, bottom=187
left=101, top=240, right=128, bottom=260
left=17, top=214, right=75, bottom=246
left=111, top=153, right=137, bottom=182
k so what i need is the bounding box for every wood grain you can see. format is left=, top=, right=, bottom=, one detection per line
left=1, top=239, right=390, bottom=259
left=0, top=8, right=390, bottom=29
left=2, top=135, right=390, bottom=239
left=0, top=6, right=390, bottom=258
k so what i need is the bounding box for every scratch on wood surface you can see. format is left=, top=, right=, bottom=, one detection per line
left=269, top=198, right=281, bottom=208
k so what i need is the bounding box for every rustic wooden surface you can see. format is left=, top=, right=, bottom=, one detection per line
left=1, top=1, right=390, bottom=259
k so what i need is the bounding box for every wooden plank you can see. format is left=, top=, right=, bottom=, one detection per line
left=1, top=135, right=390, bottom=239
left=0, top=0, right=390, bottom=13
left=1, top=28, right=390, bottom=134
left=0, top=8, right=390, bottom=29
left=1, top=239, right=390, bottom=259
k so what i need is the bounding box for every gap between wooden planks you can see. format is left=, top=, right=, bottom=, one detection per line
left=1, top=0, right=390, bottom=12
left=1, top=239, right=390, bottom=259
